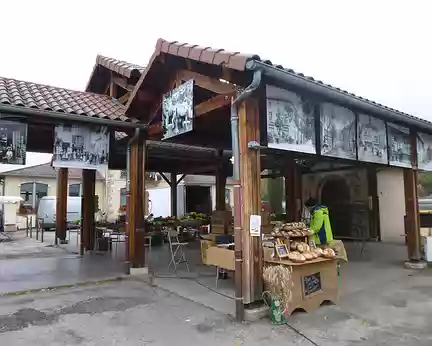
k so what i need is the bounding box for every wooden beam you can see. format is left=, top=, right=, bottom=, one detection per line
left=112, top=76, right=135, bottom=92
left=238, top=97, right=262, bottom=304
left=285, top=161, right=302, bottom=222
left=159, top=172, right=172, bottom=186
left=404, top=168, right=421, bottom=260
left=82, top=169, right=96, bottom=250
left=195, top=94, right=232, bottom=116
left=128, top=133, right=146, bottom=268
left=148, top=94, right=232, bottom=137
left=171, top=171, right=178, bottom=217
left=55, top=168, right=68, bottom=243
left=216, top=169, right=227, bottom=210
left=178, top=70, right=238, bottom=94
left=109, top=81, right=116, bottom=98
left=177, top=174, right=186, bottom=185
left=118, top=92, right=131, bottom=104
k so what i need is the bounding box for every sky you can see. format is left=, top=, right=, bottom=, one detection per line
left=0, top=0, right=431, bottom=168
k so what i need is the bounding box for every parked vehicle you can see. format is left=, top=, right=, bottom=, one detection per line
left=37, top=196, right=81, bottom=231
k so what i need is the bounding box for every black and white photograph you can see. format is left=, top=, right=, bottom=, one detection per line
left=0, top=120, right=27, bottom=165
left=320, top=103, right=356, bottom=160
left=417, top=132, right=432, bottom=171
left=162, top=79, right=194, bottom=140
left=53, top=124, right=109, bottom=170
left=387, top=123, right=411, bottom=168
left=266, top=85, right=316, bottom=154
left=357, top=114, right=388, bottom=164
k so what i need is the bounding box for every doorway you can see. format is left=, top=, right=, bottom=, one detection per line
left=321, top=178, right=351, bottom=238
left=185, top=186, right=211, bottom=215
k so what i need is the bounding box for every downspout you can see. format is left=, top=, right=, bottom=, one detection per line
left=231, top=68, right=262, bottom=321
left=125, top=128, right=141, bottom=275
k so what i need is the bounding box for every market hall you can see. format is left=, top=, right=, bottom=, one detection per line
left=0, top=38, right=428, bottom=321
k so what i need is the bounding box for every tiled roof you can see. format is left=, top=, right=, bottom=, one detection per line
left=2, top=163, right=105, bottom=180
left=96, top=55, right=144, bottom=79
left=154, top=39, right=259, bottom=71
left=0, top=76, right=132, bottom=122
left=129, top=38, right=431, bottom=129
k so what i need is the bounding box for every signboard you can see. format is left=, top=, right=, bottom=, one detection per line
left=53, top=124, right=109, bottom=170
left=417, top=132, right=432, bottom=171
left=303, top=272, right=322, bottom=296
left=387, top=123, right=411, bottom=168
left=320, top=103, right=356, bottom=160
left=250, top=214, right=261, bottom=237
left=162, top=79, right=194, bottom=140
left=266, top=85, right=316, bottom=154
left=357, top=114, right=388, bottom=164
left=0, top=120, right=27, bottom=165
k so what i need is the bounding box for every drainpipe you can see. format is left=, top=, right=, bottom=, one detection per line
left=231, top=69, right=262, bottom=321
left=124, top=128, right=141, bottom=275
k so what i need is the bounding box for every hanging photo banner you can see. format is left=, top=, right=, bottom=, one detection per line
left=0, top=120, right=27, bottom=165
left=266, top=85, right=316, bottom=154
left=357, top=114, right=388, bottom=164
left=320, top=103, right=356, bottom=160
left=387, top=123, right=411, bottom=168
left=162, top=79, right=194, bottom=140
left=53, top=124, right=109, bottom=170
left=417, top=132, right=432, bottom=171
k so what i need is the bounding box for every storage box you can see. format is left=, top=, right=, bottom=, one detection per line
left=211, top=210, right=232, bottom=234
left=206, top=246, right=235, bottom=270
left=200, top=239, right=216, bottom=265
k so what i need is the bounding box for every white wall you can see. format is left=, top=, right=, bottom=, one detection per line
left=3, top=176, right=106, bottom=228
left=377, top=168, right=406, bottom=243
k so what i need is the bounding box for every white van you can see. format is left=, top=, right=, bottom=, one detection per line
left=37, top=196, right=82, bottom=231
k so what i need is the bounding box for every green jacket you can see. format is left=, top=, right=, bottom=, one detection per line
left=309, top=205, right=333, bottom=245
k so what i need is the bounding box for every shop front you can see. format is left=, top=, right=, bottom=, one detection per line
left=118, top=38, right=428, bottom=321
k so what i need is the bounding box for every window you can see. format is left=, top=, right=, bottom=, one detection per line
left=225, top=188, right=231, bottom=205
left=20, top=182, right=48, bottom=213
left=69, top=183, right=81, bottom=197
left=120, top=188, right=127, bottom=207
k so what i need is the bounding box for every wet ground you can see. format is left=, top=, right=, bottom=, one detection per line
left=0, top=231, right=124, bottom=295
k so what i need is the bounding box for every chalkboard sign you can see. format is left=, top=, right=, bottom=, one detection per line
left=303, top=272, right=322, bottom=296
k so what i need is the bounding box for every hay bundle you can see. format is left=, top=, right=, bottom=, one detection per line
left=263, top=265, right=294, bottom=312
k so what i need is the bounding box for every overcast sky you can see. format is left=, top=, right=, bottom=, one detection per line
left=0, top=0, right=430, bottom=169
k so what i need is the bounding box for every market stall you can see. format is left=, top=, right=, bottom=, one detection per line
left=263, top=221, right=342, bottom=317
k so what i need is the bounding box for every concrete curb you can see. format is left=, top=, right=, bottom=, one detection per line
left=0, top=275, right=127, bottom=298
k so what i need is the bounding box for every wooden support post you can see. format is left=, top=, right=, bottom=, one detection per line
left=171, top=171, right=178, bottom=217
left=285, top=161, right=302, bottom=222
left=82, top=169, right=96, bottom=251
left=128, top=132, right=146, bottom=268
left=215, top=169, right=227, bottom=211
left=404, top=168, right=421, bottom=261
left=239, top=97, right=262, bottom=304
left=56, top=168, right=68, bottom=244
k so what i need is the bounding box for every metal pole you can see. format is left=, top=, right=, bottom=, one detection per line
left=125, top=142, right=131, bottom=275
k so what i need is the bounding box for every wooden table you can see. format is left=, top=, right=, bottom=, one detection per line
left=265, top=257, right=339, bottom=316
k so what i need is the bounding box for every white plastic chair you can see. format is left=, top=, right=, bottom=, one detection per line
left=165, top=229, right=189, bottom=273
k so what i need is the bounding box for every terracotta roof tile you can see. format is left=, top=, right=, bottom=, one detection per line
left=96, top=55, right=144, bottom=78
left=0, top=76, right=136, bottom=122
left=155, top=38, right=259, bottom=71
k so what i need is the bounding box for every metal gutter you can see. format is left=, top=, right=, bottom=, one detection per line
left=0, top=104, right=147, bottom=130
left=247, top=60, right=432, bottom=132
left=230, top=69, right=262, bottom=322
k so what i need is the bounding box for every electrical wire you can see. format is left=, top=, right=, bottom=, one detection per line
left=285, top=323, right=320, bottom=346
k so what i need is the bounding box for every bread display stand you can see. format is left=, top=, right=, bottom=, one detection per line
left=265, top=257, right=338, bottom=316
left=264, top=221, right=339, bottom=316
